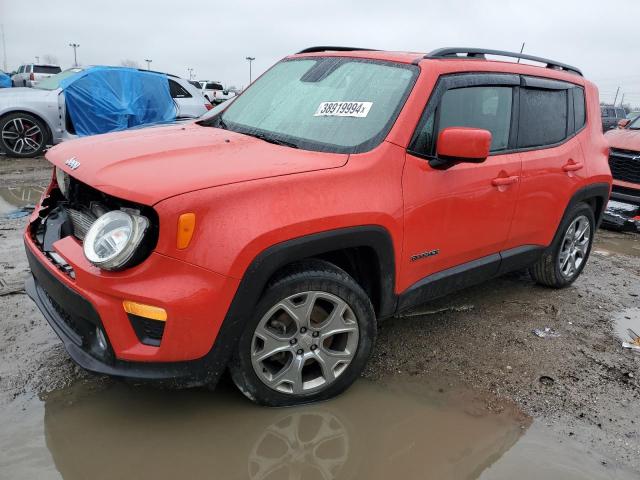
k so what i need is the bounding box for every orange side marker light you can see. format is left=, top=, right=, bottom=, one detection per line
left=177, top=213, right=196, bottom=249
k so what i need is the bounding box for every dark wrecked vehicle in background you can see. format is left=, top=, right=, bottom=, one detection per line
left=602, top=116, right=640, bottom=231
left=0, top=66, right=211, bottom=158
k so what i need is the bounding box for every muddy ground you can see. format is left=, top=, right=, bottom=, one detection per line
left=1, top=155, right=639, bottom=475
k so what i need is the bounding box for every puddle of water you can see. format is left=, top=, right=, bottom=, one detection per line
left=594, top=233, right=640, bottom=258
left=613, top=308, right=640, bottom=353
left=0, top=378, right=637, bottom=480
left=0, top=185, right=45, bottom=215
left=1, top=379, right=525, bottom=480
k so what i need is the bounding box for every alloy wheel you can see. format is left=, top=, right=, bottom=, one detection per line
left=1, top=117, right=44, bottom=155
left=558, top=215, right=591, bottom=279
left=251, top=291, right=359, bottom=395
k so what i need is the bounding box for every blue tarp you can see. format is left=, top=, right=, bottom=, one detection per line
left=0, top=72, right=11, bottom=88
left=60, top=66, right=176, bottom=136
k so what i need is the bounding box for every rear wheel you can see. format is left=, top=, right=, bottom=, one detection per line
left=0, top=112, right=48, bottom=158
left=529, top=203, right=595, bottom=288
left=229, top=260, right=376, bottom=406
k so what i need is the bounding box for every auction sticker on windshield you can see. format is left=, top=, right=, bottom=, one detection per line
left=314, top=101, right=373, bottom=117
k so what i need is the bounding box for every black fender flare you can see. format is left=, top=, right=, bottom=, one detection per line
left=563, top=182, right=610, bottom=229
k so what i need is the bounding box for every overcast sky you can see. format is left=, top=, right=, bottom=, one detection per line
left=2, top=0, right=639, bottom=105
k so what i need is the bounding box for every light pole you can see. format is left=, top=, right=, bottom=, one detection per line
left=35, top=56, right=40, bottom=63
left=68, top=43, right=80, bottom=66
left=187, top=68, right=194, bottom=80
left=0, top=24, right=7, bottom=72
left=245, top=56, right=255, bottom=84
left=144, top=59, right=152, bottom=70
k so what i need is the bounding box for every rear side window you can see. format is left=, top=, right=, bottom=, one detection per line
left=33, top=65, right=61, bottom=74
left=517, top=88, right=567, bottom=148
left=169, top=80, right=192, bottom=98
left=437, top=86, right=513, bottom=152
left=573, top=87, right=586, bottom=131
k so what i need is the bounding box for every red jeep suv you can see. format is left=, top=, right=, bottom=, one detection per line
left=25, top=47, right=611, bottom=405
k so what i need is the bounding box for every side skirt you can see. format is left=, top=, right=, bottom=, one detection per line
left=396, top=245, right=544, bottom=313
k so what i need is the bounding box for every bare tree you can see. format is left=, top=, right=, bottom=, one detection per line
left=120, top=59, right=140, bottom=69
left=42, top=54, right=59, bottom=65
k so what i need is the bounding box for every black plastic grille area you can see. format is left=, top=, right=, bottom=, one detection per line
left=128, top=314, right=165, bottom=347
left=609, top=149, right=640, bottom=184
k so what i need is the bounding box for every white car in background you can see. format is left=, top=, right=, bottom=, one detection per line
left=11, top=64, right=62, bottom=87
left=0, top=68, right=210, bottom=157
left=197, top=80, right=236, bottom=104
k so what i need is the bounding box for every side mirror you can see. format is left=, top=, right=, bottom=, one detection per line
left=431, top=127, right=492, bottom=169
left=618, top=119, right=631, bottom=129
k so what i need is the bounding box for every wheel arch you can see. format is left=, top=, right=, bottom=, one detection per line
left=563, top=182, right=610, bottom=229
left=196, top=226, right=397, bottom=387
left=245, top=226, right=397, bottom=319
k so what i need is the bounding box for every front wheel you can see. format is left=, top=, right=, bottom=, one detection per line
left=530, top=202, right=595, bottom=288
left=228, top=260, right=376, bottom=406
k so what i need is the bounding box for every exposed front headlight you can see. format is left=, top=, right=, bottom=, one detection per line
left=83, top=210, right=149, bottom=271
left=55, top=167, right=70, bottom=198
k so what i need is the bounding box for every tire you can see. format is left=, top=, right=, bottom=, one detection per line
left=529, top=202, right=595, bottom=288
left=229, top=259, right=376, bottom=406
left=0, top=112, right=48, bottom=158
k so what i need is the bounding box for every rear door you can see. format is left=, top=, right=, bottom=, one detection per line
left=507, top=78, right=588, bottom=249
left=402, top=74, right=522, bottom=288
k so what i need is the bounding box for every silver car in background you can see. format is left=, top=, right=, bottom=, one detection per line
left=11, top=64, right=62, bottom=87
left=0, top=68, right=209, bottom=157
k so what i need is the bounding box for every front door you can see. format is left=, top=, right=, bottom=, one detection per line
left=400, top=76, right=521, bottom=292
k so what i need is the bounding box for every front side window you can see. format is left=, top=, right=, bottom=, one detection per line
left=438, top=86, right=513, bottom=151
left=213, top=58, right=418, bottom=153
left=517, top=88, right=568, bottom=148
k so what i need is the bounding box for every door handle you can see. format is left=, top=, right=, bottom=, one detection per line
left=491, top=175, right=519, bottom=187
left=562, top=161, right=584, bottom=172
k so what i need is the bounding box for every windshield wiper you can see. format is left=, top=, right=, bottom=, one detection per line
left=246, top=132, right=299, bottom=149
left=217, top=117, right=229, bottom=130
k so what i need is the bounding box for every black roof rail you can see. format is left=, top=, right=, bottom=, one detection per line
left=296, top=46, right=378, bottom=54
left=425, top=48, right=583, bottom=76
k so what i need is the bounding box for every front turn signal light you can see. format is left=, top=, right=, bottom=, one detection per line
left=122, top=301, right=167, bottom=321
left=177, top=213, right=196, bottom=249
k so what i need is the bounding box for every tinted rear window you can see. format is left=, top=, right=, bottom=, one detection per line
left=573, top=87, right=586, bottom=131
left=169, top=80, right=192, bottom=98
left=517, top=88, right=568, bottom=148
left=34, top=65, right=61, bottom=74
left=206, top=83, right=223, bottom=90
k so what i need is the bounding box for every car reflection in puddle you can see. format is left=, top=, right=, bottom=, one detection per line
left=42, top=379, right=526, bottom=480
left=0, top=185, right=45, bottom=216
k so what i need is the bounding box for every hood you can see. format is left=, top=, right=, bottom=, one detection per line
left=47, top=123, right=349, bottom=205
left=605, top=128, right=640, bottom=152
left=0, top=87, right=57, bottom=104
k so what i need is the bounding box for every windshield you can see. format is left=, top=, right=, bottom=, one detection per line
left=629, top=116, right=640, bottom=130
left=210, top=58, right=418, bottom=153
left=34, top=68, right=83, bottom=90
